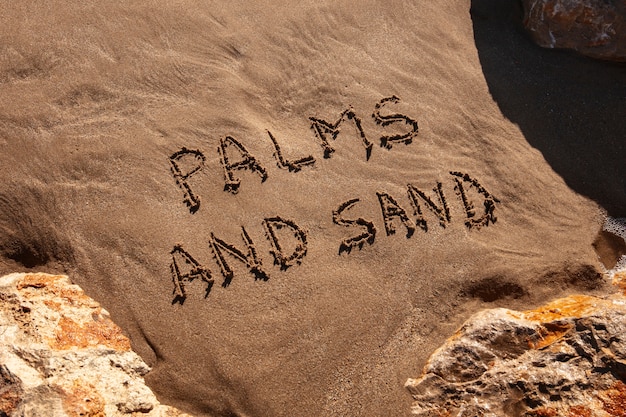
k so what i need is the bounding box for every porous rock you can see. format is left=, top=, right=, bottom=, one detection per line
left=522, top=0, right=626, bottom=61
left=405, top=292, right=626, bottom=416
left=0, top=272, right=192, bottom=417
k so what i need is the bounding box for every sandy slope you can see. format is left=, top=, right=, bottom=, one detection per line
left=0, top=1, right=623, bottom=416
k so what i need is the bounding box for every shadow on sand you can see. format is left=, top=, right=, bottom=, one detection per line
left=471, top=0, right=626, bottom=216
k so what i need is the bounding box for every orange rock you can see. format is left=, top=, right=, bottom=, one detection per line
left=568, top=405, right=592, bottom=417
left=528, top=408, right=558, bottom=417
left=13, top=273, right=132, bottom=351
left=601, top=381, right=626, bottom=417
left=523, top=294, right=600, bottom=322
left=529, top=321, right=573, bottom=350
left=406, top=291, right=626, bottom=416
left=0, top=272, right=193, bottom=416
left=51, top=315, right=131, bottom=351
left=522, top=0, right=626, bottom=61
left=0, top=365, right=23, bottom=416
left=59, top=379, right=106, bottom=417
left=17, top=273, right=95, bottom=307
left=612, top=270, right=626, bottom=295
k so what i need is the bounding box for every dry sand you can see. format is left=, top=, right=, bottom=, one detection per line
left=0, top=1, right=624, bottom=416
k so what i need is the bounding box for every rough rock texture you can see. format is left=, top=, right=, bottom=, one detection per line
left=522, top=0, right=626, bottom=61
left=0, top=273, right=192, bottom=417
left=405, top=289, right=626, bottom=416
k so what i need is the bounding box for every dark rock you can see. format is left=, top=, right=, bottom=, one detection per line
left=522, top=0, right=626, bottom=61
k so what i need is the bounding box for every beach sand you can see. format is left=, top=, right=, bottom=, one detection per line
left=0, top=1, right=624, bottom=416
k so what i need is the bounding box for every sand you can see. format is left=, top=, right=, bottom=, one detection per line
left=0, top=0, right=624, bottom=416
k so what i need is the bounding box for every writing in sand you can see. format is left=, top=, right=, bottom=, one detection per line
left=167, top=96, right=500, bottom=304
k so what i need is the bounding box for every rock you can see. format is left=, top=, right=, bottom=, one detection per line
left=405, top=293, right=626, bottom=416
left=521, top=0, right=626, bottom=62
left=0, top=273, right=193, bottom=417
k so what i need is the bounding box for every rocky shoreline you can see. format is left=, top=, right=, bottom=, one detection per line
left=2, top=267, right=626, bottom=416
left=406, top=274, right=626, bottom=416
left=0, top=273, right=191, bottom=417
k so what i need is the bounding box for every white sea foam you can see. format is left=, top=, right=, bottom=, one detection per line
left=604, top=216, right=626, bottom=274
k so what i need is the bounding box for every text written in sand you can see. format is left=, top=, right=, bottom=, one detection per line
left=167, top=96, right=499, bottom=304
